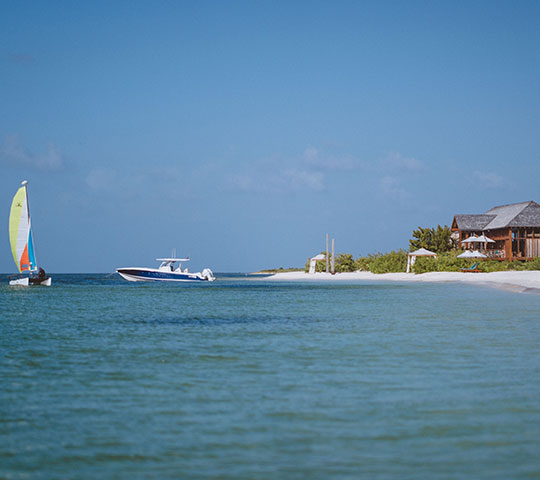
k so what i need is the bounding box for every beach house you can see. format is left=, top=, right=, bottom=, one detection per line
left=451, top=201, right=540, bottom=260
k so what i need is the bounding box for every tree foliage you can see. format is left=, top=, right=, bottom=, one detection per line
left=412, top=252, right=540, bottom=273
left=367, top=250, right=408, bottom=273
left=334, top=253, right=356, bottom=273
left=304, top=252, right=359, bottom=273
left=302, top=249, right=540, bottom=274
left=409, top=225, right=456, bottom=253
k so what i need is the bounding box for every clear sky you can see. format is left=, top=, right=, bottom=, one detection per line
left=1, top=1, right=539, bottom=273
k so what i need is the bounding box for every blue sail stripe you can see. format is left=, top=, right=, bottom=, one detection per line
left=27, top=227, right=37, bottom=271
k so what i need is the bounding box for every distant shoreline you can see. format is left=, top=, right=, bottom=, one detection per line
left=251, top=268, right=304, bottom=275
left=266, top=271, right=540, bottom=294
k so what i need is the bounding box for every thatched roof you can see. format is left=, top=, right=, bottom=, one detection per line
left=453, top=214, right=495, bottom=231
left=453, top=201, right=540, bottom=231
left=504, top=202, right=540, bottom=228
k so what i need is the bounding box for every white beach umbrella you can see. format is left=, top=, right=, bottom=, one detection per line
left=457, top=250, right=486, bottom=258
left=461, top=235, right=480, bottom=244
left=458, top=250, right=487, bottom=258
left=476, top=234, right=495, bottom=243
left=408, top=248, right=437, bottom=256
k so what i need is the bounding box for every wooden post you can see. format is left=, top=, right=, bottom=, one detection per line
left=326, top=234, right=329, bottom=273
left=331, top=238, right=335, bottom=274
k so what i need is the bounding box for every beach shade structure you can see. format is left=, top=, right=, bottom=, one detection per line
left=476, top=234, right=495, bottom=243
left=457, top=250, right=487, bottom=258
left=308, top=253, right=326, bottom=274
left=476, top=234, right=495, bottom=251
left=462, top=234, right=495, bottom=254
left=406, top=248, right=437, bottom=273
left=461, top=235, right=480, bottom=245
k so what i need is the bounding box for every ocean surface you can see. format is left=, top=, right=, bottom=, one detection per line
left=1, top=273, right=540, bottom=479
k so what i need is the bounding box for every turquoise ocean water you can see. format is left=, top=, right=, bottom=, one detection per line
left=1, top=274, right=540, bottom=479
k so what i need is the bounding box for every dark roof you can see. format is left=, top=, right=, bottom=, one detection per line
left=453, top=214, right=495, bottom=231
left=508, top=202, right=540, bottom=227
left=454, top=201, right=540, bottom=231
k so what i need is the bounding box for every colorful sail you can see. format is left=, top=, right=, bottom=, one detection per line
left=9, top=182, right=37, bottom=273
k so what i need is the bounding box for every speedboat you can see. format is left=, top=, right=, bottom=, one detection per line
left=116, top=257, right=215, bottom=282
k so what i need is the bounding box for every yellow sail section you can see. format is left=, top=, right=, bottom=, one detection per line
left=9, top=186, right=27, bottom=273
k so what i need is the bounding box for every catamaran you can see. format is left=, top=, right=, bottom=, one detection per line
left=8, top=181, right=51, bottom=286
left=116, top=257, right=215, bottom=282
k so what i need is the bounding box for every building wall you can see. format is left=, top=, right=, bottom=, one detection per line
left=510, top=227, right=540, bottom=259
left=483, top=228, right=511, bottom=259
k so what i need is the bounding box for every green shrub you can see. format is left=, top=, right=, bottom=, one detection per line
left=498, top=258, right=540, bottom=272
left=523, top=257, right=540, bottom=271
left=412, top=256, right=439, bottom=273
left=369, top=250, right=408, bottom=274
left=304, top=252, right=365, bottom=273
left=411, top=251, right=523, bottom=273
left=479, top=260, right=512, bottom=272
left=334, top=253, right=356, bottom=273
left=302, top=251, right=540, bottom=274
left=432, top=252, right=467, bottom=272
left=354, top=256, right=371, bottom=271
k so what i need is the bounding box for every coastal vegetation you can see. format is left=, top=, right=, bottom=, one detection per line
left=356, top=251, right=408, bottom=274
left=409, top=225, right=456, bottom=253
left=305, top=250, right=408, bottom=274
left=301, top=224, right=540, bottom=274
left=303, top=250, right=540, bottom=274
left=413, top=253, right=540, bottom=273
left=255, top=267, right=304, bottom=274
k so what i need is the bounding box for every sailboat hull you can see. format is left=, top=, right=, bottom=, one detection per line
left=9, top=276, right=52, bottom=286
left=32, top=277, right=52, bottom=286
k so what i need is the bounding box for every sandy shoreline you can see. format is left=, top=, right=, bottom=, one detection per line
left=266, top=270, right=540, bottom=294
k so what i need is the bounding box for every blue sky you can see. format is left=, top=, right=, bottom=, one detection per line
left=1, top=1, right=539, bottom=273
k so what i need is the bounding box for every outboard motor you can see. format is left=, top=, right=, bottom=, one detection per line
left=201, top=268, right=215, bottom=281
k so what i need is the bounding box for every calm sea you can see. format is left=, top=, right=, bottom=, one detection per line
left=1, top=274, right=540, bottom=479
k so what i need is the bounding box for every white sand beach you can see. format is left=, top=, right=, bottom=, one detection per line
left=267, top=270, right=540, bottom=293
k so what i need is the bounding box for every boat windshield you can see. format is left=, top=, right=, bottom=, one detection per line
left=159, top=261, right=179, bottom=271
left=157, top=257, right=189, bottom=271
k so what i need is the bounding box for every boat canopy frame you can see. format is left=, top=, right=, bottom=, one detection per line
left=156, top=258, right=190, bottom=271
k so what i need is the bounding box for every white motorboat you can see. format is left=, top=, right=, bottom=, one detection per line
left=116, top=257, right=215, bottom=282
left=8, top=181, right=51, bottom=286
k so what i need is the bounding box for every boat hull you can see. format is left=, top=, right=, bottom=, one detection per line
left=116, top=268, right=213, bottom=282
left=9, top=276, right=52, bottom=286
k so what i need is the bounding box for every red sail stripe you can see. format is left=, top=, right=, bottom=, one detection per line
left=20, top=243, right=30, bottom=271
